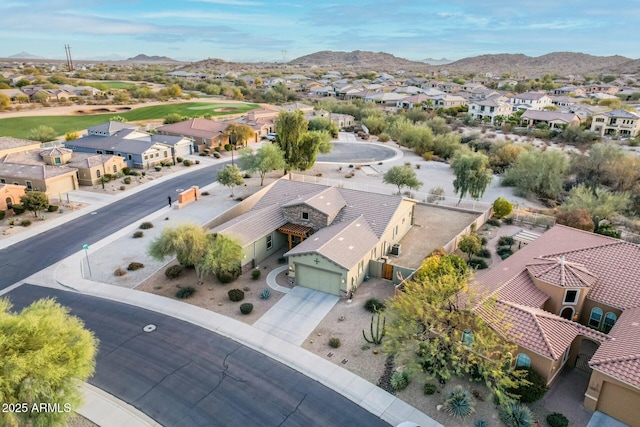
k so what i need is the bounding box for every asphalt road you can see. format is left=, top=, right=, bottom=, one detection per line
left=6, top=285, right=390, bottom=427
left=317, top=142, right=396, bottom=163
left=0, top=163, right=227, bottom=289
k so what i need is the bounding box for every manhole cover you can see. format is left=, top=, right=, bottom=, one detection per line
left=143, top=324, right=156, bottom=333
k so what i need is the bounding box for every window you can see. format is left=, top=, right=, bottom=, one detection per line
left=515, top=353, right=531, bottom=368
left=301, top=212, right=309, bottom=220
left=461, top=330, right=473, bottom=346
left=54, top=157, right=61, bottom=164
left=25, top=181, right=33, bottom=190
left=96, top=150, right=103, bottom=154
left=603, top=312, right=617, bottom=333
left=96, top=170, right=101, bottom=178
left=106, top=150, right=114, bottom=155
left=563, top=289, right=578, bottom=304
left=589, top=307, right=603, bottom=329
left=128, top=154, right=132, bottom=160
left=0, top=179, right=5, bottom=184
left=266, top=234, right=272, bottom=250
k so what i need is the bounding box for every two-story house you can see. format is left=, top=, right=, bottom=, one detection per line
left=509, top=92, right=553, bottom=111
left=468, top=98, right=512, bottom=123
left=590, top=109, right=640, bottom=138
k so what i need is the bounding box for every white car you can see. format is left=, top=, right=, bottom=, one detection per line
left=265, top=133, right=277, bottom=141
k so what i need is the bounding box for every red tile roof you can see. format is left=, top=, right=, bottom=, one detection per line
left=526, top=257, right=597, bottom=288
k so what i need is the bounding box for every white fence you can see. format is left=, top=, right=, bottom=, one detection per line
left=506, top=209, right=556, bottom=228
left=288, top=173, right=491, bottom=213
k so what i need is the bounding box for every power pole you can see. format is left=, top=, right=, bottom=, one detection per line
left=64, top=44, right=74, bottom=72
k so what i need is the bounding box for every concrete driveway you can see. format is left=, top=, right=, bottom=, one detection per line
left=253, top=286, right=339, bottom=345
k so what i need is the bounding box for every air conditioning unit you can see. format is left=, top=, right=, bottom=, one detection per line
left=390, top=244, right=401, bottom=256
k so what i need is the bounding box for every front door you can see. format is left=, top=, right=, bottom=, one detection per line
left=560, top=307, right=574, bottom=320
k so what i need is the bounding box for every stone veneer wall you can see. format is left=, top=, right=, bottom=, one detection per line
left=282, top=205, right=328, bottom=231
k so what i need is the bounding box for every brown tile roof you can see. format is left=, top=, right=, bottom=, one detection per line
left=285, top=215, right=379, bottom=270
left=526, top=257, right=597, bottom=288
left=477, top=300, right=609, bottom=360
left=590, top=307, right=640, bottom=388
left=157, top=118, right=230, bottom=139
left=282, top=187, right=346, bottom=220
left=493, top=270, right=549, bottom=308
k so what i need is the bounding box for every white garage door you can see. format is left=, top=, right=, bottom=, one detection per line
left=295, top=264, right=341, bottom=295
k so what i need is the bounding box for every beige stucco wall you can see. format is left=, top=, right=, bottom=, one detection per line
left=288, top=253, right=347, bottom=292
left=2, top=172, right=77, bottom=197
left=584, top=369, right=640, bottom=425
left=241, top=232, right=287, bottom=269
left=0, top=142, right=41, bottom=157
left=379, top=199, right=414, bottom=256
left=0, top=184, right=26, bottom=211
left=531, top=276, right=588, bottom=318
left=579, top=298, right=622, bottom=332
left=76, top=156, right=127, bottom=186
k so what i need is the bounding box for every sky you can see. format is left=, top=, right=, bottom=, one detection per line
left=1, top=0, right=638, bottom=63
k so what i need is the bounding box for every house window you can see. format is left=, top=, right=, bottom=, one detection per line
left=155, top=153, right=159, bottom=158
left=25, top=181, right=33, bottom=190
left=96, top=170, right=101, bottom=178
left=144, top=155, right=148, bottom=160
left=106, top=150, right=114, bottom=155
left=589, top=307, right=603, bottom=329
left=393, top=225, right=398, bottom=237
left=603, top=312, right=617, bottom=333
left=461, top=330, right=473, bottom=346
left=164, top=151, right=168, bottom=157
left=128, top=154, right=132, bottom=160
left=563, top=289, right=578, bottom=305
left=54, top=157, right=61, bottom=164
left=0, top=179, right=5, bottom=184
left=515, top=353, right=531, bottom=368
left=266, top=234, right=272, bottom=250
left=301, top=212, right=309, bottom=220
left=97, top=150, right=103, bottom=154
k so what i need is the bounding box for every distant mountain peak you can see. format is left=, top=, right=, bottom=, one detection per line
left=288, top=50, right=428, bottom=70
left=8, top=51, right=43, bottom=59
left=422, top=57, right=453, bottom=65
left=125, top=54, right=179, bottom=63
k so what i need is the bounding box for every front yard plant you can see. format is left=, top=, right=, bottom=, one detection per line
left=390, top=371, right=410, bottom=391
left=546, top=412, right=569, bottom=427
left=498, top=402, right=534, bottom=427
left=239, top=303, right=253, bottom=315
left=165, top=264, right=183, bottom=279
left=228, top=288, right=245, bottom=302
left=127, top=262, right=144, bottom=271
left=364, top=298, right=385, bottom=312
left=176, top=286, right=196, bottom=299
left=328, top=337, right=341, bottom=348
left=139, top=221, right=154, bottom=229
left=443, top=385, right=475, bottom=419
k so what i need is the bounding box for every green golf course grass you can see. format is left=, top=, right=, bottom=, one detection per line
left=0, top=102, right=259, bottom=140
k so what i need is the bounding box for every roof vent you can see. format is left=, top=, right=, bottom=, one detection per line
left=348, top=245, right=354, bottom=250
left=338, top=237, right=344, bottom=241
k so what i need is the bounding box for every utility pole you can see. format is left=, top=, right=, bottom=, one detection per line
left=64, top=45, right=74, bottom=72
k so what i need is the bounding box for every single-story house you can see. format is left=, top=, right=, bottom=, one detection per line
left=520, top=110, right=580, bottom=129
left=0, top=161, right=78, bottom=196
left=0, top=183, right=26, bottom=211
left=67, top=153, right=128, bottom=186
left=0, top=137, right=41, bottom=158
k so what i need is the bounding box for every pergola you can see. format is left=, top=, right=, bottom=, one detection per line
left=277, top=223, right=313, bottom=250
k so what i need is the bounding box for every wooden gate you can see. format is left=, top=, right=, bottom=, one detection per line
left=382, top=263, right=393, bottom=280
left=575, top=353, right=592, bottom=373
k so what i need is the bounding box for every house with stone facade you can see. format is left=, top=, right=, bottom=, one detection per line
left=474, top=225, right=640, bottom=426
left=210, top=179, right=415, bottom=296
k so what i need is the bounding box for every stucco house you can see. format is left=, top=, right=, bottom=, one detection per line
left=157, top=118, right=231, bottom=153
left=0, top=183, right=26, bottom=212
left=474, top=225, right=640, bottom=425
left=509, top=92, right=553, bottom=111
left=67, top=153, right=128, bottom=186
left=0, top=137, right=41, bottom=158
left=211, top=179, right=415, bottom=296
left=468, top=99, right=512, bottom=123
left=590, top=109, right=640, bottom=138
left=0, top=160, right=78, bottom=196
left=520, top=110, right=580, bottom=129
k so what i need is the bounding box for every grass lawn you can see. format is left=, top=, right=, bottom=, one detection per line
left=0, top=102, right=259, bottom=139
left=95, top=81, right=138, bottom=90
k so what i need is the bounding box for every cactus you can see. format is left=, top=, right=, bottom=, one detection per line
left=363, top=312, right=386, bottom=345
left=260, top=288, right=271, bottom=300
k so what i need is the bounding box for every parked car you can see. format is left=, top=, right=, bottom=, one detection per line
left=265, top=133, right=277, bottom=141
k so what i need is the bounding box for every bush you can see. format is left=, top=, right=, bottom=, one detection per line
left=120, top=185, right=126, bottom=191
left=378, top=132, right=390, bottom=142
left=122, top=167, right=132, bottom=175
left=217, top=267, right=240, bottom=283
left=114, top=268, right=127, bottom=276
left=251, top=269, right=261, bottom=280
left=365, top=298, right=385, bottom=312
left=496, top=247, right=513, bottom=258
left=493, top=197, right=513, bottom=219
left=423, top=383, right=437, bottom=395
left=195, top=160, right=200, bottom=164
left=260, top=288, right=271, bottom=299
left=165, top=264, right=184, bottom=279
left=228, top=288, right=245, bottom=302
left=390, top=371, right=410, bottom=391
left=199, top=152, right=208, bottom=157
left=176, top=157, right=184, bottom=163
left=213, top=152, right=221, bottom=158
left=443, top=386, right=475, bottom=419
left=176, top=286, right=196, bottom=299
left=154, top=165, right=162, bottom=171
left=503, top=217, right=514, bottom=225
left=11, top=204, right=25, bottom=215
left=476, top=248, right=491, bottom=258
left=123, top=176, right=131, bottom=184
left=133, top=231, right=144, bottom=238
left=498, top=402, right=534, bottom=427
left=47, top=205, right=59, bottom=212
left=139, top=222, right=154, bottom=229
left=21, top=219, right=32, bottom=227
left=546, top=412, right=568, bottom=427
left=183, top=159, right=193, bottom=166
left=127, top=262, right=144, bottom=271
left=486, top=218, right=500, bottom=227
left=240, top=303, right=253, bottom=315
left=468, top=258, right=488, bottom=269
left=329, top=337, right=341, bottom=348
left=509, top=368, right=548, bottom=403
left=498, top=236, right=514, bottom=247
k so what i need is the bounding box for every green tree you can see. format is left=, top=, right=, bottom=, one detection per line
left=458, top=234, right=482, bottom=261
left=239, top=144, right=286, bottom=186
left=384, top=252, right=522, bottom=401
left=217, top=165, right=244, bottom=196
left=502, top=150, right=568, bottom=200
left=224, top=122, right=255, bottom=148
left=199, top=234, right=243, bottom=280
left=361, top=115, right=388, bottom=135
left=0, top=298, right=98, bottom=427
left=109, top=115, right=127, bottom=123
left=308, top=117, right=339, bottom=138
left=383, top=165, right=423, bottom=194
left=492, top=197, right=513, bottom=219
left=164, top=113, right=186, bottom=124
left=0, top=93, right=9, bottom=110
left=20, top=191, right=49, bottom=217
left=148, top=224, right=210, bottom=284
left=570, top=143, right=624, bottom=191
left=451, top=151, right=493, bottom=204
left=562, top=184, right=629, bottom=230
left=27, top=125, right=57, bottom=143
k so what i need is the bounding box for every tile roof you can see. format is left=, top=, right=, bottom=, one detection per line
left=67, top=153, right=120, bottom=169
left=526, top=257, right=597, bottom=288
left=67, top=130, right=171, bottom=155
left=0, top=162, right=76, bottom=180
left=590, top=307, right=640, bottom=388
left=601, top=109, right=640, bottom=119
left=0, top=137, right=39, bottom=150
left=282, top=186, right=346, bottom=219
left=511, top=92, right=550, bottom=100
left=492, top=270, right=549, bottom=308
left=87, top=121, right=138, bottom=135
left=477, top=300, right=609, bottom=360
left=521, top=110, right=578, bottom=123
left=156, top=118, right=229, bottom=139
left=285, top=215, right=379, bottom=270
left=210, top=204, right=285, bottom=246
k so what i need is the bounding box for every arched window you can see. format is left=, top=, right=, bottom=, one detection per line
left=515, top=353, right=531, bottom=368
left=462, top=330, right=474, bottom=346
left=603, top=313, right=617, bottom=333
left=589, top=307, right=603, bottom=329
left=96, top=170, right=101, bottom=178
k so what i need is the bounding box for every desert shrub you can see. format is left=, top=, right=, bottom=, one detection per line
left=123, top=176, right=131, bottom=184
left=546, top=412, right=568, bottom=427
left=201, top=191, right=210, bottom=196
left=493, top=197, right=513, bottom=218
left=328, top=337, right=341, bottom=348
left=228, top=288, right=245, bottom=302
left=476, top=248, right=491, bottom=258
left=21, top=219, right=32, bottom=227
left=176, top=286, right=196, bottom=299
left=509, top=368, right=547, bottom=403
left=486, top=218, right=501, bottom=226
left=154, top=165, right=162, bottom=171
left=423, top=383, right=437, bottom=395
left=498, top=236, right=514, bottom=247
left=443, top=386, right=475, bottom=419
left=114, top=268, right=127, bottom=276
left=199, top=152, right=208, bottom=157
left=467, top=258, right=488, bottom=269
left=11, top=204, right=25, bottom=215
left=240, top=303, right=254, bottom=315
left=278, top=257, right=287, bottom=264
left=217, top=267, right=241, bottom=283
left=176, top=157, right=184, bottom=163
left=165, top=264, right=184, bottom=279
left=183, top=159, right=193, bottom=166
left=390, top=371, right=410, bottom=391
left=556, top=209, right=595, bottom=232
left=47, top=205, right=59, bottom=212
left=496, top=247, right=513, bottom=257
left=213, top=152, right=221, bottom=158
left=378, top=132, right=390, bottom=142
left=195, top=160, right=200, bottom=164
left=139, top=221, right=153, bottom=229
left=480, top=236, right=488, bottom=246
left=365, top=298, right=385, bottom=312
left=503, top=217, right=514, bottom=225
left=133, top=231, right=144, bottom=238
left=120, top=186, right=126, bottom=191
left=251, top=269, right=261, bottom=280
left=122, top=166, right=132, bottom=175
left=498, top=402, right=534, bottom=427
left=127, top=262, right=144, bottom=271
left=260, top=288, right=271, bottom=299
